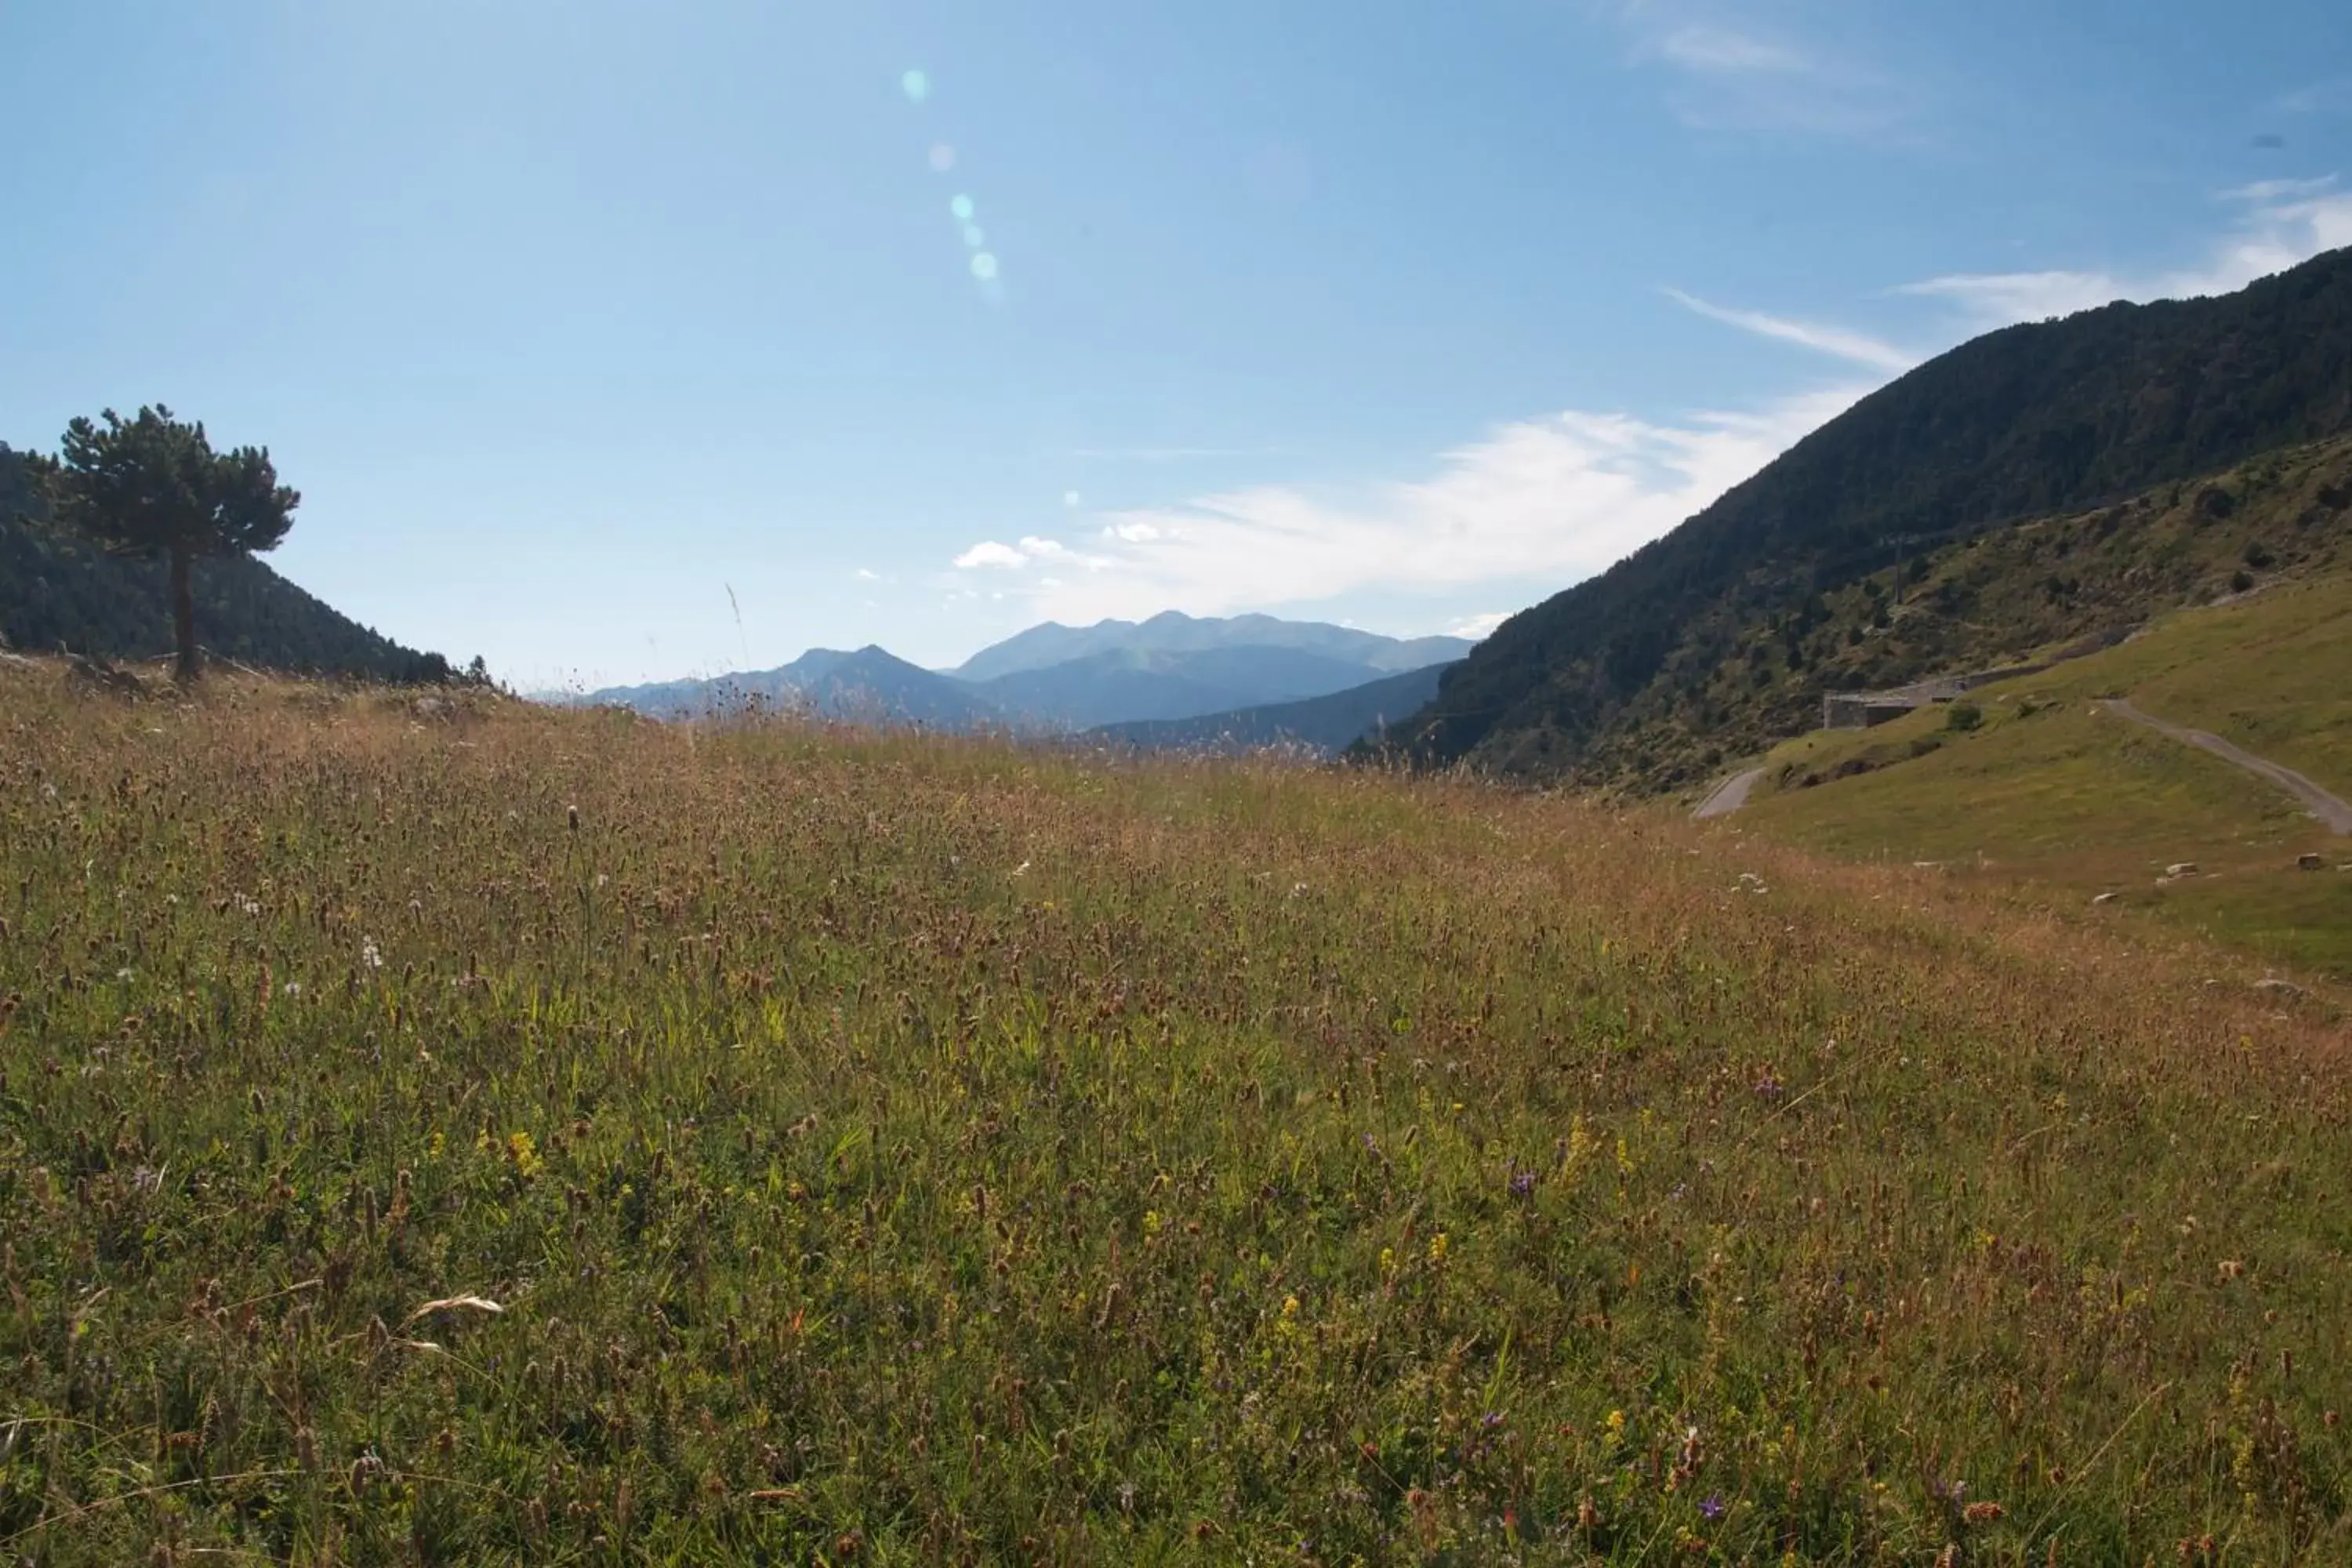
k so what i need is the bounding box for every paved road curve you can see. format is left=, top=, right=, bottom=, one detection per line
left=1693, top=765, right=1767, bottom=820
left=2099, top=699, right=2352, bottom=834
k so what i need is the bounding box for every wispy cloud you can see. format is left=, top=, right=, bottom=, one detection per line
left=1446, top=612, right=1512, bottom=640
left=1067, top=446, right=1301, bottom=463
left=1664, top=288, right=1918, bottom=372
left=1600, top=7, right=1915, bottom=139
left=2222, top=176, right=2339, bottom=204
left=2275, top=77, right=2352, bottom=117
left=1655, top=24, right=1810, bottom=78
left=949, top=387, right=1871, bottom=625
left=1901, top=179, right=2352, bottom=326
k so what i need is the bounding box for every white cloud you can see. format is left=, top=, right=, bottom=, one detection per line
left=1447, top=612, right=1512, bottom=640
left=1602, top=6, right=1914, bottom=138
left=1656, top=24, right=1809, bottom=77
left=953, top=386, right=1871, bottom=626
left=953, top=535, right=1112, bottom=573
left=1664, top=287, right=1917, bottom=372
left=855, top=567, right=884, bottom=582
left=953, top=541, right=1028, bottom=570
left=1902, top=181, right=2352, bottom=326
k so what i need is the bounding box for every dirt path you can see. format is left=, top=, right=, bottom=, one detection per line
left=2099, top=699, right=2352, bottom=834
left=1693, top=765, right=1766, bottom=820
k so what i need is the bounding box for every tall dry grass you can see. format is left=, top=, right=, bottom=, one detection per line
left=1, top=664, right=2346, bottom=1563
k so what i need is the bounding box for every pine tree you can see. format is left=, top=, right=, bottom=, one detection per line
left=51, top=406, right=299, bottom=681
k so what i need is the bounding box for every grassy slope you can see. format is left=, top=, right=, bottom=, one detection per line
left=3, top=668, right=2350, bottom=1563
left=1737, top=571, right=2352, bottom=978
left=1576, top=433, right=2352, bottom=793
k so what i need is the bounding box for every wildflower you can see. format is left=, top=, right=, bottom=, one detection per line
left=1606, top=1409, right=1626, bottom=1439
left=1700, top=1494, right=1725, bottom=1521
left=361, top=938, right=384, bottom=970
left=1753, top=1065, right=1784, bottom=1098
left=1508, top=1167, right=1537, bottom=1200
left=507, top=1131, right=543, bottom=1178
left=1281, top=1294, right=1300, bottom=1319
left=1962, top=1501, right=2005, bottom=1523
left=1378, top=1247, right=1396, bottom=1272
left=1427, top=1232, right=1450, bottom=1264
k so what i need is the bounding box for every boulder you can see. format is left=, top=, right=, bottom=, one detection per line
left=2296, top=852, right=2324, bottom=870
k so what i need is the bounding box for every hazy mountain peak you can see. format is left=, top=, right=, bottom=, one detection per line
left=949, top=611, right=1471, bottom=683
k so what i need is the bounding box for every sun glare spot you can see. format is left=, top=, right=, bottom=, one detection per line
left=950, top=194, right=975, bottom=222
left=900, top=69, right=930, bottom=103
left=928, top=143, right=956, bottom=172
left=971, top=252, right=1000, bottom=281
left=963, top=225, right=986, bottom=249
left=1063, top=490, right=1082, bottom=508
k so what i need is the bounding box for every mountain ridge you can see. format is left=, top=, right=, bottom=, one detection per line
left=1392, top=245, right=2352, bottom=786
left=586, top=612, right=1481, bottom=731
left=949, top=609, right=1471, bottom=682
left=1091, top=661, right=1457, bottom=756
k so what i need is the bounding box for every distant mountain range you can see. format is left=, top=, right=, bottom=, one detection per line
left=1089, top=661, right=1456, bottom=757
left=951, top=611, right=1472, bottom=683
left=582, top=611, right=1475, bottom=748
left=591, top=645, right=1002, bottom=726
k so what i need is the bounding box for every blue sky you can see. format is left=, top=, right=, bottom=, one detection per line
left=3, top=2, right=2348, bottom=687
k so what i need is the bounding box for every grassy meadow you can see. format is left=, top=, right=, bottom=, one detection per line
left=3, top=665, right=2350, bottom=1563
left=1739, top=572, right=2352, bottom=979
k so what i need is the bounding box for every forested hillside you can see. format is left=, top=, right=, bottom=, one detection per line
left=1396, top=246, right=2352, bottom=785
left=0, top=441, right=456, bottom=681
left=1568, top=434, right=2352, bottom=790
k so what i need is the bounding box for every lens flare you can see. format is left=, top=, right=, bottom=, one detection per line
left=928, top=143, right=956, bottom=172
left=971, top=252, right=999, bottom=281
left=962, top=225, right=985, bottom=248
left=900, top=69, right=930, bottom=103
left=949, top=194, right=975, bottom=222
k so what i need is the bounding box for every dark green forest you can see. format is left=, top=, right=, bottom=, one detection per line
left=0, top=441, right=456, bottom=682
left=1396, top=244, right=2352, bottom=785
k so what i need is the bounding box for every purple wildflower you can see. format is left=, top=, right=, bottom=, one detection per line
left=1700, top=1494, right=1725, bottom=1521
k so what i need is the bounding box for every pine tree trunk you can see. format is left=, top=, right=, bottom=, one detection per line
left=169, top=545, right=201, bottom=683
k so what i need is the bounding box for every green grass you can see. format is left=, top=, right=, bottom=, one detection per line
left=4, top=667, right=2352, bottom=1563
left=1737, top=572, right=2352, bottom=978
